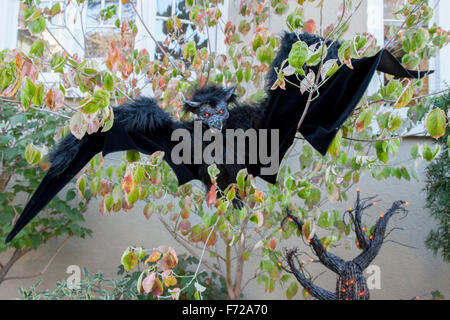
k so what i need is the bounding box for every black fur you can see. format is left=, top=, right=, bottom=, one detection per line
left=48, top=98, right=172, bottom=178
left=184, top=86, right=237, bottom=111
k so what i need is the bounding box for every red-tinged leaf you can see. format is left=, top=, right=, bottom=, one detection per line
left=158, top=246, right=178, bottom=270
left=206, top=185, right=217, bottom=208
left=145, top=251, right=161, bottom=264
left=142, top=272, right=156, bottom=294
left=122, top=197, right=133, bottom=211
left=121, top=172, right=134, bottom=195
left=121, top=250, right=138, bottom=271
left=143, top=202, right=155, bottom=220
left=205, top=230, right=218, bottom=248
left=178, top=219, right=191, bottom=236
left=99, top=198, right=106, bottom=216
left=286, top=282, right=298, bottom=299
left=22, top=60, right=38, bottom=81
left=163, top=274, right=177, bottom=287
left=70, top=112, right=87, bottom=140
left=152, top=277, right=163, bottom=298
left=254, top=190, right=264, bottom=203
left=0, top=65, right=22, bottom=98
left=39, top=158, right=51, bottom=171
left=269, top=237, right=277, bottom=250
left=189, top=225, right=203, bottom=243
left=180, top=206, right=190, bottom=219
left=304, top=19, right=316, bottom=33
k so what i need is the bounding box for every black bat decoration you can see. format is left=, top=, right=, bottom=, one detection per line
left=5, top=32, right=431, bottom=243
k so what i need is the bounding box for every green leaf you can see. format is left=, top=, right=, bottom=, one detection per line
left=28, top=16, right=46, bottom=34
left=24, top=143, right=41, bottom=165
left=426, top=108, right=446, bottom=139
left=411, top=145, right=419, bottom=159
left=186, top=40, right=196, bottom=57
left=77, top=175, right=87, bottom=198
left=32, top=83, right=44, bottom=106
left=288, top=41, right=308, bottom=75
left=423, top=144, right=440, bottom=162
left=126, top=150, right=141, bottom=163
left=103, top=72, right=114, bottom=91
left=286, top=282, right=298, bottom=299
left=356, top=109, right=373, bottom=132
left=121, top=249, right=139, bottom=271
left=375, top=141, right=389, bottom=163
left=327, top=129, right=342, bottom=157
left=29, top=40, right=45, bottom=58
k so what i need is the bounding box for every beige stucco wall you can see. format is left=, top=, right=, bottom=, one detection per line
left=1, top=2, right=449, bottom=300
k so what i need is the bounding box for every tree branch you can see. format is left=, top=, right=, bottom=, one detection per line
left=351, top=191, right=373, bottom=251
left=285, top=248, right=336, bottom=300
left=131, top=2, right=190, bottom=83
left=2, top=236, right=71, bottom=282
left=284, top=208, right=345, bottom=274
left=158, top=216, right=225, bottom=280
left=353, top=200, right=407, bottom=269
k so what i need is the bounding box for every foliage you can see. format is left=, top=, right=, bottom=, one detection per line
left=18, top=252, right=227, bottom=300
left=423, top=93, right=450, bottom=263
left=0, top=0, right=448, bottom=299
left=18, top=268, right=139, bottom=300
left=117, top=248, right=228, bottom=300
left=0, top=102, right=91, bottom=283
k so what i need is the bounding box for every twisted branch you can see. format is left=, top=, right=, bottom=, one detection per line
left=283, top=208, right=345, bottom=274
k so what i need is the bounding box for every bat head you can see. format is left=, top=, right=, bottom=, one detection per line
left=183, top=86, right=236, bottom=132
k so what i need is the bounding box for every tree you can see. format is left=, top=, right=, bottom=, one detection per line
left=0, top=103, right=92, bottom=285
left=0, top=0, right=448, bottom=299
left=423, top=92, right=449, bottom=263
left=281, top=192, right=409, bottom=300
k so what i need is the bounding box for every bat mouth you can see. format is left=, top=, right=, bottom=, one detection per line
left=210, top=125, right=223, bottom=134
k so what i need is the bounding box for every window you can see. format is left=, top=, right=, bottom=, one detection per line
left=153, top=0, right=207, bottom=60
left=383, top=0, right=430, bottom=94
left=17, top=1, right=66, bottom=73
left=16, top=0, right=209, bottom=62
left=84, top=0, right=136, bottom=59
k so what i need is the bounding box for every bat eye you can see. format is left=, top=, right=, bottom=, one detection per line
left=204, top=113, right=210, bottom=117
left=219, top=110, right=224, bottom=114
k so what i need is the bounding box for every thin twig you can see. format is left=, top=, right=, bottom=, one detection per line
left=3, top=236, right=71, bottom=282
left=131, top=2, right=189, bottom=83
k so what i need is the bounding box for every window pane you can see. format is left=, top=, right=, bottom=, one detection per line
left=86, top=0, right=102, bottom=26
left=85, top=29, right=119, bottom=58
left=122, top=0, right=136, bottom=21
left=384, top=0, right=408, bottom=21
left=85, top=0, right=136, bottom=58
left=17, top=2, right=64, bottom=73
left=175, top=0, right=189, bottom=20
left=157, top=0, right=172, bottom=17
left=383, top=0, right=430, bottom=96
left=155, top=18, right=207, bottom=61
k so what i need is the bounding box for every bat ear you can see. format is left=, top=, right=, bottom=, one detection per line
left=224, top=86, right=237, bottom=101
left=183, top=100, right=201, bottom=108
left=183, top=100, right=202, bottom=113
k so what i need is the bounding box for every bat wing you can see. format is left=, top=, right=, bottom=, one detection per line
left=257, top=33, right=432, bottom=184
left=5, top=102, right=198, bottom=244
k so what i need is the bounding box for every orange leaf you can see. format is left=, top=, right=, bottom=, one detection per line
left=206, top=185, right=217, bottom=208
